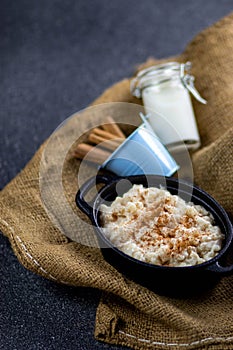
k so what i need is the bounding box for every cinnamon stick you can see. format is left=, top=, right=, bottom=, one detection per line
left=102, top=116, right=126, bottom=138
left=92, top=127, right=121, bottom=141
left=88, top=133, right=124, bottom=151
left=73, top=143, right=111, bottom=164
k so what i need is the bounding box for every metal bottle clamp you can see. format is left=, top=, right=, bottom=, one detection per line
left=180, top=62, right=207, bottom=104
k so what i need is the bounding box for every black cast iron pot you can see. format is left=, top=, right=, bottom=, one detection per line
left=76, top=174, right=233, bottom=296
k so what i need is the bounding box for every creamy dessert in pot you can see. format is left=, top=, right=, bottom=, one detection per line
left=100, top=185, right=224, bottom=267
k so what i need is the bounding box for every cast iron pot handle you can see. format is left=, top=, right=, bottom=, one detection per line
left=76, top=174, right=118, bottom=216
left=206, top=233, right=233, bottom=275
left=206, top=261, right=233, bottom=275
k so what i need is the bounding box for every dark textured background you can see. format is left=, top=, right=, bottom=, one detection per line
left=1, top=1, right=233, bottom=349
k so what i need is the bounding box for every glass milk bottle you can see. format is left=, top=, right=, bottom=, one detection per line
left=131, top=62, right=206, bottom=152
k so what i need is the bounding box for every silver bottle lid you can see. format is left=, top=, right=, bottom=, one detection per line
left=130, top=61, right=207, bottom=104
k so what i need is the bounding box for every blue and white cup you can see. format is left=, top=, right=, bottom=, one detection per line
left=101, top=122, right=179, bottom=177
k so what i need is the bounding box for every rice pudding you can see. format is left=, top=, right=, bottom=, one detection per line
left=100, top=185, right=224, bottom=267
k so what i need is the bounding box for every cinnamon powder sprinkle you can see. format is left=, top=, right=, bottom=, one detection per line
left=100, top=185, right=224, bottom=267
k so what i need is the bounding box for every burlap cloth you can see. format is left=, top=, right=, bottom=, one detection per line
left=1, top=13, right=233, bottom=350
